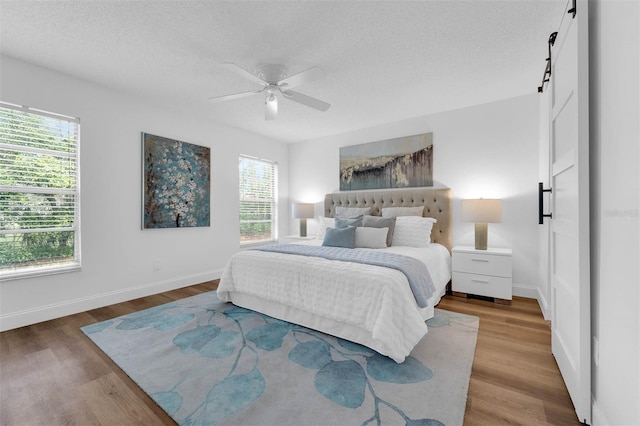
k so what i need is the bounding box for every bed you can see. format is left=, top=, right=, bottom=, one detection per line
left=217, top=187, right=452, bottom=363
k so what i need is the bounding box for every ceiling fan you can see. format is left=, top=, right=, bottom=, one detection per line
left=209, top=63, right=331, bottom=120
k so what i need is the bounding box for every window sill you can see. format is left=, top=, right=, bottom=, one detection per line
left=1, top=264, right=81, bottom=282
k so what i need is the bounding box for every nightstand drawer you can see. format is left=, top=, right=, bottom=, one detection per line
left=452, top=252, right=511, bottom=278
left=452, top=271, right=512, bottom=300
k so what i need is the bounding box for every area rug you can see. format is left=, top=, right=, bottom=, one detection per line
left=82, top=291, right=478, bottom=426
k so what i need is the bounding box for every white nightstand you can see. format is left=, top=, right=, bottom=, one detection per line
left=279, top=235, right=316, bottom=243
left=452, top=246, right=512, bottom=304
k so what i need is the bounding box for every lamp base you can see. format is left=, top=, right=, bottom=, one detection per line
left=299, top=219, right=307, bottom=237
left=474, top=223, right=488, bottom=250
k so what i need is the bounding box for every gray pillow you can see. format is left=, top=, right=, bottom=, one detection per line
left=335, top=216, right=363, bottom=228
left=363, top=215, right=396, bottom=247
left=322, top=226, right=356, bottom=248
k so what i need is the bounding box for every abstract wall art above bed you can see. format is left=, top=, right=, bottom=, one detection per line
left=339, top=132, right=433, bottom=191
left=142, top=133, right=210, bottom=229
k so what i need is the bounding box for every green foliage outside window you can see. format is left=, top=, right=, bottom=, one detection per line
left=239, top=156, right=277, bottom=243
left=0, top=104, right=79, bottom=274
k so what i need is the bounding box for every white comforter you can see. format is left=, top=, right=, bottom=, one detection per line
left=217, top=241, right=451, bottom=363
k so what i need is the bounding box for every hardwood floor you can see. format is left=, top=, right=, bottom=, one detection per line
left=0, top=282, right=579, bottom=425
left=438, top=295, right=579, bottom=425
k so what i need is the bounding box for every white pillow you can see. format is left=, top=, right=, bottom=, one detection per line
left=335, top=206, right=372, bottom=218
left=355, top=227, right=389, bottom=249
left=381, top=206, right=425, bottom=218
left=391, top=216, right=437, bottom=247
left=315, top=216, right=335, bottom=240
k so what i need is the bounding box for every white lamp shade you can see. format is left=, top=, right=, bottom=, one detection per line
left=461, top=199, right=502, bottom=223
left=292, top=202, right=314, bottom=219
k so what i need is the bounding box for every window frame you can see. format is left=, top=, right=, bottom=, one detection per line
left=0, top=101, right=81, bottom=280
left=238, top=155, right=278, bottom=246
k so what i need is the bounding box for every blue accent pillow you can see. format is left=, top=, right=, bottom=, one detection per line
left=335, top=216, right=363, bottom=228
left=322, top=226, right=356, bottom=248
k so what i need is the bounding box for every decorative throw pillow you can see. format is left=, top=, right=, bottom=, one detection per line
left=391, top=216, right=437, bottom=247
left=381, top=206, right=425, bottom=218
left=355, top=227, right=389, bottom=249
left=322, top=226, right=356, bottom=248
left=362, top=215, right=396, bottom=247
left=335, top=216, right=363, bottom=228
left=315, top=216, right=335, bottom=240
left=335, top=206, right=372, bottom=218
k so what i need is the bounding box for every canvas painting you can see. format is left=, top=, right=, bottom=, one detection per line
left=142, top=133, right=210, bottom=229
left=340, top=133, right=433, bottom=191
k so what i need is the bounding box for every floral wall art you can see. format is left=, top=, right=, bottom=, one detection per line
left=142, top=133, right=210, bottom=229
left=340, top=133, right=433, bottom=191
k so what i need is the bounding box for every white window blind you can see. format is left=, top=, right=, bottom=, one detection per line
left=0, top=102, right=81, bottom=279
left=239, top=155, right=277, bottom=244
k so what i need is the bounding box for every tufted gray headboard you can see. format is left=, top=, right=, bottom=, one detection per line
left=324, top=187, right=452, bottom=252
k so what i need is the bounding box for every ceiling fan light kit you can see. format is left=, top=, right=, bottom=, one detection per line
left=265, top=91, right=278, bottom=121
left=209, top=63, right=330, bottom=120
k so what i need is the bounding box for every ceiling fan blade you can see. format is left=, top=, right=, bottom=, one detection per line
left=265, top=93, right=278, bottom=121
left=279, top=66, right=325, bottom=89
left=220, top=62, right=267, bottom=87
left=281, top=89, right=330, bottom=112
left=208, top=88, right=264, bottom=103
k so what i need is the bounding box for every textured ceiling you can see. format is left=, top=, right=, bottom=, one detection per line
left=0, top=0, right=565, bottom=143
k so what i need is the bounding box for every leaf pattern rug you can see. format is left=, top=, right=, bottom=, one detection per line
left=82, top=291, right=478, bottom=425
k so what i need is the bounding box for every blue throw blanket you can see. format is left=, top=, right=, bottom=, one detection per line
left=253, top=244, right=436, bottom=308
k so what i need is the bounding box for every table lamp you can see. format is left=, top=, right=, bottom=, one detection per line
left=461, top=199, right=502, bottom=250
left=292, top=202, right=314, bottom=237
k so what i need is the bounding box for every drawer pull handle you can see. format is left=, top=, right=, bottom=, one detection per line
left=471, top=258, right=489, bottom=262
left=471, top=279, right=489, bottom=284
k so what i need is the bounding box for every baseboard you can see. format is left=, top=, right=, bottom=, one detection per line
left=512, top=283, right=553, bottom=320
left=536, top=287, right=552, bottom=320
left=0, top=270, right=223, bottom=332
left=512, top=282, right=538, bottom=299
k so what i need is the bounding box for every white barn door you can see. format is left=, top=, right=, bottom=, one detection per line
left=549, top=0, right=591, bottom=424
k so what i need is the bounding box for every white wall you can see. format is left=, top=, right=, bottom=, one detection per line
left=589, top=0, right=640, bottom=424
left=289, top=94, right=541, bottom=297
left=0, top=56, right=289, bottom=331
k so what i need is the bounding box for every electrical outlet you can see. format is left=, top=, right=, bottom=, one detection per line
left=153, top=260, right=161, bottom=271
left=592, top=336, right=599, bottom=367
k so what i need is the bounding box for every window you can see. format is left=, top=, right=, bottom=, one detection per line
left=0, top=102, right=81, bottom=279
left=239, top=155, right=277, bottom=244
